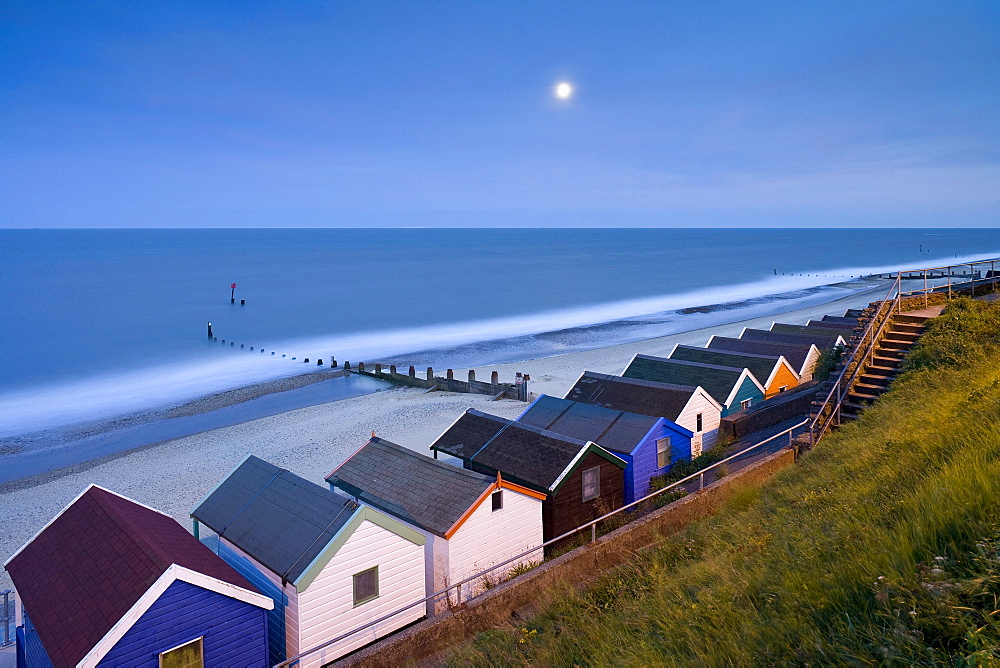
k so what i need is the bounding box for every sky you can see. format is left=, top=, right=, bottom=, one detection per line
left=1, top=1, right=998, bottom=228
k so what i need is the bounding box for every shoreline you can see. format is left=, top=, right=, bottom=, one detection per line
left=0, top=285, right=883, bottom=592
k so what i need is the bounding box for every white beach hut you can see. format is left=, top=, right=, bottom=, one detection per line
left=191, top=455, right=426, bottom=667
left=327, top=437, right=546, bottom=614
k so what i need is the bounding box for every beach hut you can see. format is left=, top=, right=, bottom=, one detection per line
left=668, top=344, right=800, bottom=399
left=516, top=395, right=692, bottom=504
left=5, top=485, right=272, bottom=668
left=564, top=371, right=723, bottom=455
left=772, top=323, right=855, bottom=340
left=622, top=354, right=766, bottom=418
left=191, top=455, right=426, bottom=667
left=705, top=336, right=822, bottom=382
left=326, top=437, right=545, bottom=613
left=429, top=410, right=627, bottom=546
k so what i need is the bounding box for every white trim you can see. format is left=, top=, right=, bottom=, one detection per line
left=5, top=484, right=170, bottom=568
left=621, top=352, right=641, bottom=376
left=723, top=368, right=766, bottom=408
left=549, top=442, right=626, bottom=492
left=429, top=409, right=473, bottom=456
left=686, top=386, right=723, bottom=414
left=78, top=564, right=273, bottom=668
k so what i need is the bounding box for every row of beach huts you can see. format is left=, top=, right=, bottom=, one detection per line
left=5, top=314, right=858, bottom=667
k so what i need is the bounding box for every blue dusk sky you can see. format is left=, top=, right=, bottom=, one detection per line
left=2, top=1, right=998, bottom=228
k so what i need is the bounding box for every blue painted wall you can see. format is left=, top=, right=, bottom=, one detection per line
left=19, top=610, right=53, bottom=668
left=720, top=376, right=765, bottom=417
left=97, top=579, right=267, bottom=667
left=218, top=540, right=288, bottom=665
left=626, top=420, right=693, bottom=503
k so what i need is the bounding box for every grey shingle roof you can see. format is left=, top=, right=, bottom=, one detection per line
left=669, top=345, right=785, bottom=386
left=564, top=371, right=697, bottom=421
left=623, top=354, right=750, bottom=406
left=192, top=455, right=359, bottom=585
left=326, top=437, right=494, bottom=538
left=740, top=327, right=843, bottom=351
left=706, top=336, right=815, bottom=372
left=429, top=409, right=623, bottom=493
left=517, top=395, right=662, bottom=455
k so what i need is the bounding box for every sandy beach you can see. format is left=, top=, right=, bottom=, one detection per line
left=0, top=286, right=884, bottom=591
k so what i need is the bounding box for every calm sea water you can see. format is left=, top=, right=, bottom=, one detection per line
left=1, top=228, right=997, bottom=436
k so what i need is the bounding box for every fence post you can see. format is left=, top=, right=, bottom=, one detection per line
left=699, top=472, right=704, bottom=490
left=591, top=524, right=596, bottom=543
left=924, top=269, right=928, bottom=309
left=970, top=263, right=976, bottom=297
left=948, top=265, right=952, bottom=299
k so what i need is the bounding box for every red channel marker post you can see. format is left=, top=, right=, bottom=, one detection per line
left=230, top=283, right=237, bottom=304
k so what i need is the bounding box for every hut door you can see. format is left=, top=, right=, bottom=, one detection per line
left=691, top=432, right=702, bottom=458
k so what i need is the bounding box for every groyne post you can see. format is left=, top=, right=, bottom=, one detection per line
left=447, top=369, right=454, bottom=381
left=390, top=365, right=397, bottom=375
left=409, top=366, right=416, bottom=378
left=427, top=367, right=433, bottom=380
left=491, top=371, right=499, bottom=385
left=375, top=363, right=382, bottom=374
left=207, top=322, right=213, bottom=338
left=358, top=362, right=365, bottom=372
left=468, top=370, right=475, bottom=383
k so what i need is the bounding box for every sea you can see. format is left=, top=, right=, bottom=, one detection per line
left=1, top=228, right=997, bottom=452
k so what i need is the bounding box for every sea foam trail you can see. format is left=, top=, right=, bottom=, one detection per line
left=0, top=252, right=993, bottom=438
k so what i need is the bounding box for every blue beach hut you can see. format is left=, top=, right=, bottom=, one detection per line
left=4, top=485, right=272, bottom=668
left=516, top=395, right=693, bottom=504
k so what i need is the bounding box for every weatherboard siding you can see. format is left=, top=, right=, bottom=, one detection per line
left=676, top=391, right=721, bottom=455
left=21, top=609, right=54, bottom=668
left=765, top=363, right=800, bottom=398
left=627, top=421, right=693, bottom=503
left=296, top=519, right=425, bottom=667
left=798, top=347, right=821, bottom=381
left=721, top=376, right=765, bottom=417
left=426, top=533, right=450, bottom=614
left=96, top=579, right=267, bottom=667
left=448, top=489, right=544, bottom=601
left=543, top=452, right=625, bottom=546
left=221, top=537, right=301, bottom=659
left=218, top=539, right=289, bottom=665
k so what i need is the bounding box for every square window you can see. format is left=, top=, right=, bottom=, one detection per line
left=492, top=490, right=503, bottom=512
left=353, top=566, right=379, bottom=606
left=779, top=386, right=787, bottom=393
left=159, top=638, right=203, bottom=668
left=696, top=413, right=703, bottom=432
left=582, top=466, right=600, bottom=502
left=740, top=398, right=752, bottom=410
left=656, top=437, right=672, bottom=469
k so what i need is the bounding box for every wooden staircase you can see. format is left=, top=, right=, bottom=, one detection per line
left=838, top=314, right=930, bottom=421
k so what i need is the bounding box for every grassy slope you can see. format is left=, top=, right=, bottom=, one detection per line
left=451, top=298, right=1000, bottom=666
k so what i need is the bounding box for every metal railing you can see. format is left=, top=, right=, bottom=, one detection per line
left=809, top=257, right=1000, bottom=445
left=1, top=590, right=12, bottom=647
left=276, top=419, right=807, bottom=667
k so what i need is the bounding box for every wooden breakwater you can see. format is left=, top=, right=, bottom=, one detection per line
left=348, top=363, right=531, bottom=401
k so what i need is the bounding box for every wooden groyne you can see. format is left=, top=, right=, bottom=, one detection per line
left=349, top=363, right=531, bottom=401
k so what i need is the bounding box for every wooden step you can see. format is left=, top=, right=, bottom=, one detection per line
left=853, top=382, right=887, bottom=396
left=847, top=390, right=879, bottom=404
left=890, top=323, right=925, bottom=336
left=894, top=314, right=931, bottom=325
left=880, top=339, right=915, bottom=351
left=871, top=357, right=902, bottom=369
left=859, top=373, right=892, bottom=387
left=867, top=362, right=898, bottom=374
left=886, top=330, right=920, bottom=342
left=841, top=401, right=868, bottom=413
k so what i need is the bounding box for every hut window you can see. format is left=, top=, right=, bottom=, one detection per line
left=656, top=437, right=672, bottom=469
left=696, top=413, right=703, bottom=432
left=741, top=398, right=752, bottom=411
left=353, top=566, right=379, bottom=606
left=779, top=386, right=787, bottom=393
left=582, top=467, right=600, bottom=502
left=159, top=637, right=204, bottom=668
left=492, top=490, right=503, bottom=512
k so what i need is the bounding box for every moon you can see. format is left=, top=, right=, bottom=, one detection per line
left=555, top=82, right=573, bottom=99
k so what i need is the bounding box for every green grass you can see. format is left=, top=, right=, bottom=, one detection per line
left=448, top=298, right=1000, bottom=666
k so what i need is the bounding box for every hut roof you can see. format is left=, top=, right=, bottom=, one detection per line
left=429, top=409, right=625, bottom=494
left=192, top=455, right=360, bottom=585
left=669, top=345, right=793, bottom=387
left=5, top=485, right=255, bottom=668
left=327, top=437, right=497, bottom=538
left=705, top=336, right=817, bottom=372
left=518, top=395, right=689, bottom=455
left=739, top=327, right=845, bottom=351
left=563, top=371, right=704, bottom=421
left=623, top=354, right=762, bottom=406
